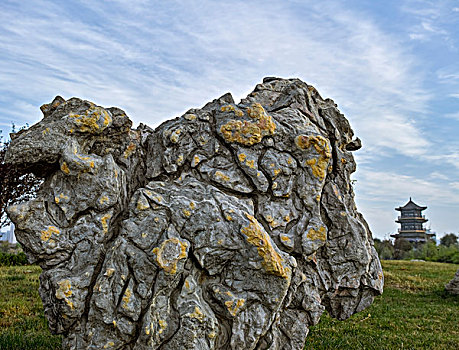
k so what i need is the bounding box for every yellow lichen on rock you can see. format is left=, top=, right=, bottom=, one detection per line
left=152, top=238, right=188, bottom=274
left=248, top=102, right=276, bottom=133
left=225, top=298, right=245, bottom=316
left=214, top=170, right=230, bottom=182
left=220, top=120, right=260, bottom=145
left=56, top=279, right=72, bottom=298
left=192, top=155, right=200, bottom=166
left=306, top=226, right=327, bottom=241
left=188, top=306, right=205, bottom=322
left=221, top=104, right=244, bottom=117
left=69, top=106, right=112, bottom=133
left=220, top=103, right=275, bottom=145
left=170, top=129, right=181, bottom=143
left=123, top=143, right=136, bottom=158
left=136, top=195, right=150, bottom=211
left=41, top=226, right=60, bottom=242
left=55, top=193, right=69, bottom=204
left=105, top=268, right=115, bottom=277
left=61, top=162, right=70, bottom=175
left=122, top=288, right=132, bottom=309
left=184, top=113, right=197, bottom=121
left=158, top=319, right=167, bottom=334
left=151, top=195, right=163, bottom=204
left=245, top=159, right=255, bottom=169
left=296, top=135, right=331, bottom=181
left=241, top=213, right=289, bottom=279
left=247, top=103, right=264, bottom=119
left=103, top=341, right=115, bottom=349
left=101, top=213, right=111, bottom=234
left=55, top=279, right=74, bottom=309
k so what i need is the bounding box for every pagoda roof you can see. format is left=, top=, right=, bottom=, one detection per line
left=395, top=198, right=427, bottom=211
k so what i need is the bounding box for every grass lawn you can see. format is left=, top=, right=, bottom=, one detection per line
left=0, top=265, right=62, bottom=350
left=0, top=261, right=457, bottom=349
left=306, top=260, right=459, bottom=349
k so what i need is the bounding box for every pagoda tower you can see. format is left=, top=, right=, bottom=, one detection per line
left=391, top=198, right=434, bottom=243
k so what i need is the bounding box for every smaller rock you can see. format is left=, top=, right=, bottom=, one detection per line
left=445, top=269, right=459, bottom=294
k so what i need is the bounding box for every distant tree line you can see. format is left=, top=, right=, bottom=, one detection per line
left=374, top=233, right=459, bottom=264
left=0, top=241, right=28, bottom=266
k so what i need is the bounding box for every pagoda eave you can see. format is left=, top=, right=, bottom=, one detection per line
left=395, top=219, right=428, bottom=224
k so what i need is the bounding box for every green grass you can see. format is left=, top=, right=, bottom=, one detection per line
left=1, top=261, right=458, bottom=349
left=0, top=266, right=62, bottom=350
left=305, top=260, right=459, bottom=349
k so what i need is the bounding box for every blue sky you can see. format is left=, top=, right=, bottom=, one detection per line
left=1, top=0, right=458, bottom=240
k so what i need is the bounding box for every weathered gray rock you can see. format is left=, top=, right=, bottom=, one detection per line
left=6, top=78, right=383, bottom=350
left=445, top=269, right=459, bottom=294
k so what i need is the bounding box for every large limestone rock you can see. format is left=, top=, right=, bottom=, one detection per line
left=6, top=78, right=383, bottom=350
left=445, top=269, right=459, bottom=294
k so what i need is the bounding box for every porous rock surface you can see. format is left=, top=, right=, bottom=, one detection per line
left=6, top=78, right=383, bottom=350
left=445, top=269, right=459, bottom=294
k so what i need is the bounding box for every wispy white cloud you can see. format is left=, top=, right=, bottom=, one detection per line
left=0, top=0, right=432, bottom=157
left=409, top=33, right=427, bottom=41
left=357, top=113, right=430, bottom=157
left=444, top=111, right=459, bottom=119
left=425, top=152, right=459, bottom=171
left=356, top=169, right=459, bottom=204
left=402, top=0, right=458, bottom=49
left=421, top=21, right=448, bottom=36
left=437, top=69, right=459, bottom=83
left=429, top=171, right=449, bottom=180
